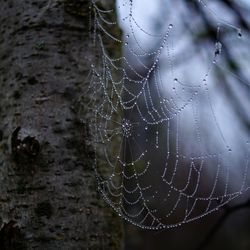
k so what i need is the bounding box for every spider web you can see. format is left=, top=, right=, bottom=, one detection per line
left=85, top=0, right=250, bottom=229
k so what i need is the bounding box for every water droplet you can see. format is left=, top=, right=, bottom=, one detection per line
left=214, top=41, right=222, bottom=55
left=169, top=24, right=173, bottom=29
left=237, top=28, right=242, bottom=38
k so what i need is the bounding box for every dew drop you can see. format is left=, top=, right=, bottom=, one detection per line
left=237, top=28, right=242, bottom=38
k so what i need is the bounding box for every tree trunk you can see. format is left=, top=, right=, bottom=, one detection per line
left=0, top=0, right=123, bottom=249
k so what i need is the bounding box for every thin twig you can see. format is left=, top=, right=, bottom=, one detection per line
left=196, top=199, right=250, bottom=250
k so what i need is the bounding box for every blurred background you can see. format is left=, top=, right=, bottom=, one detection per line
left=114, top=0, right=250, bottom=249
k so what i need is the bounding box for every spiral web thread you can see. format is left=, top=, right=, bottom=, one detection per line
left=86, top=0, right=250, bottom=229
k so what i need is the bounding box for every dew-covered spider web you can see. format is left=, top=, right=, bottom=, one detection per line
left=85, top=0, right=250, bottom=229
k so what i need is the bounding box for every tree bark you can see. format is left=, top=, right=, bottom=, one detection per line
left=0, top=0, right=123, bottom=249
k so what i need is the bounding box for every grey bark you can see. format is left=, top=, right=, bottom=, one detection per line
left=0, top=0, right=123, bottom=249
